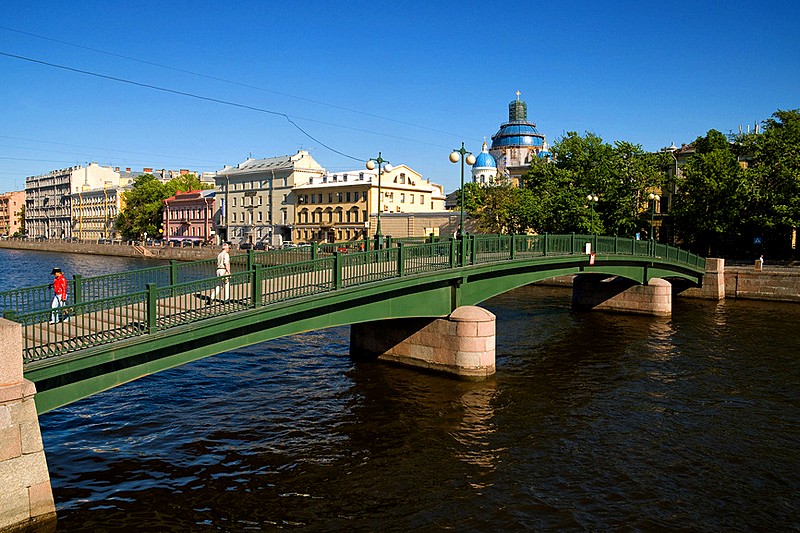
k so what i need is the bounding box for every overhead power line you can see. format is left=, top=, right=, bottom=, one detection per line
left=0, top=25, right=466, bottom=140
left=1, top=51, right=367, bottom=162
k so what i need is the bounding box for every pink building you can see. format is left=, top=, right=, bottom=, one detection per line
left=162, top=189, right=216, bottom=244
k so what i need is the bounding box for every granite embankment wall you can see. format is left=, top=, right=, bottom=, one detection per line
left=0, top=240, right=218, bottom=262
left=726, top=266, right=800, bottom=303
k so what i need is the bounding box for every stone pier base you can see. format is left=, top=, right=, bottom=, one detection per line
left=677, top=257, right=725, bottom=300
left=572, top=275, right=672, bottom=316
left=350, top=306, right=496, bottom=379
left=0, top=320, right=55, bottom=532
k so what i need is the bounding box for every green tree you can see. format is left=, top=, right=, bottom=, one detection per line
left=116, top=173, right=213, bottom=240
left=521, top=132, right=666, bottom=236
left=471, top=185, right=537, bottom=234
left=740, top=109, right=800, bottom=256
left=116, top=174, right=166, bottom=239
left=671, top=130, right=747, bottom=255
left=164, top=173, right=212, bottom=197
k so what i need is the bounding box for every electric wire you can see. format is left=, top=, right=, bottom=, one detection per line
left=0, top=25, right=466, bottom=140
left=0, top=51, right=365, bottom=162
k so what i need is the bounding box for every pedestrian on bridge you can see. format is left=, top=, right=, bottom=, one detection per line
left=212, top=243, right=231, bottom=302
left=50, top=267, right=68, bottom=323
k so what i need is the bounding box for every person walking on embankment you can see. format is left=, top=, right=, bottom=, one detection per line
left=50, top=267, right=68, bottom=323
left=211, top=242, right=231, bottom=302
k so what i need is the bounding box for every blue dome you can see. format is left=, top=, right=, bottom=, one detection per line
left=538, top=150, right=551, bottom=159
left=491, top=121, right=545, bottom=149
left=473, top=150, right=496, bottom=169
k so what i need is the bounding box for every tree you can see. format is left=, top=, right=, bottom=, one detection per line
left=520, top=132, right=666, bottom=236
left=739, top=109, right=800, bottom=257
left=164, top=173, right=212, bottom=198
left=471, top=185, right=539, bottom=234
left=116, top=173, right=213, bottom=240
left=116, top=174, right=166, bottom=239
left=670, top=130, right=747, bottom=255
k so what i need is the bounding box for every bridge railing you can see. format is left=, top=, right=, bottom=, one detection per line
left=11, top=234, right=707, bottom=361
left=20, top=290, right=150, bottom=363
left=260, top=256, right=335, bottom=303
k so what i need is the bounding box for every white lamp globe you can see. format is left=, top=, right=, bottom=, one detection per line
left=366, top=160, right=375, bottom=170
left=383, top=164, right=393, bottom=173
left=466, top=154, right=476, bottom=165
left=449, top=152, right=460, bottom=163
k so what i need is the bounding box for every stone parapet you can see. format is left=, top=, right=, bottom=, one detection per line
left=0, top=320, right=56, bottom=532
left=350, top=306, right=496, bottom=379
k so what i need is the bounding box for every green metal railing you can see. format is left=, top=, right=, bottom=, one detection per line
left=3, top=234, right=705, bottom=363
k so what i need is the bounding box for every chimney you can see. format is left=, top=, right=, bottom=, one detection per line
left=143, top=168, right=153, bottom=173
left=126, top=167, right=131, bottom=172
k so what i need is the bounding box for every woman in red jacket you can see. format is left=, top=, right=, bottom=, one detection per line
left=50, top=267, right=68, bottom=323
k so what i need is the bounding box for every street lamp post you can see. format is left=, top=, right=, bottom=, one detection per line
left=366, top=153, right=392, bottom=249
left=586, top=194, right=598, bottom=233
left=449, top=142, right=476, bottom=236
left=648, top=192, right=660, bottom=241
left=450, top=143, right=476, bottom=267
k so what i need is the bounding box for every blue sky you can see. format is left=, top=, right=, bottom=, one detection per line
left=1, top=1, right=798, bottom=193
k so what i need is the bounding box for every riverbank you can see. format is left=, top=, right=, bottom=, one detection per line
left=726, top=265, right=800, bottom=302
left=0, top=239, right=219, bottom=261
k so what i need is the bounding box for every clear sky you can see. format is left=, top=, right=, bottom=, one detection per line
left=1, top=1, right=798, bottom=193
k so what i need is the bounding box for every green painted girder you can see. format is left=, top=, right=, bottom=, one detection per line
left=25, top=252, right=703, bottom=414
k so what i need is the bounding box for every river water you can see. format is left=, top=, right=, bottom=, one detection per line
left=3, top=249, right=799, bottom=531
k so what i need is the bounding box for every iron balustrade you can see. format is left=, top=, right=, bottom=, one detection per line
left=3, top=234, right=706, bottom=363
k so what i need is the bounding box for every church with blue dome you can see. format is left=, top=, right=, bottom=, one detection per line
left=472, top=92, right=551, bottom=186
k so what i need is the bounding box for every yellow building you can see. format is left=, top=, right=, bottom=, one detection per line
left=71, top=184, right=125, bottom=242
left=293, top=164, right=446, bottom=242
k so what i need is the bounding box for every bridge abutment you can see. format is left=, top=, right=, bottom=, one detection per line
left=0, top=319, right=56, bottom=532
left=350, top=306, right=496, bottom=379
left=572, top=275, right=672, bottom=316
left=676, top=257, right=725, bottom=300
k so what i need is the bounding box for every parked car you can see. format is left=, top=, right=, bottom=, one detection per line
left=34, top=235, right=48, bottom=241
left=97, top=238, right=111, bottom=244
left=282, top=242, right=296, bottom=249
left=181, top=239, right=194, bottom=247
left=240, top=242, right=253, bottom=250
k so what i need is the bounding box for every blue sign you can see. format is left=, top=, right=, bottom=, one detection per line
left=754, top=237, right=762, bottom=245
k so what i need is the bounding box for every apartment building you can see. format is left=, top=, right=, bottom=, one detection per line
left=215, top=150, right=326, bottom=246
left=0, top=191, right=25, bottom=237
left=162, top=189, right=216, bottom=243
left=293, top=164, right=447, bottom=242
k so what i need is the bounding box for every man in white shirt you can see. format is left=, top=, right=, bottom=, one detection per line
left=212, top=242, right=231, bottom=302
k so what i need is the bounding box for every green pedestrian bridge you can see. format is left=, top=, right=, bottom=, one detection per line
left=1, top=234, right=706, bottom=414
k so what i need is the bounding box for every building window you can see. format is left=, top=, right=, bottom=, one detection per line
left=346, top=192, right=351, bottom=203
